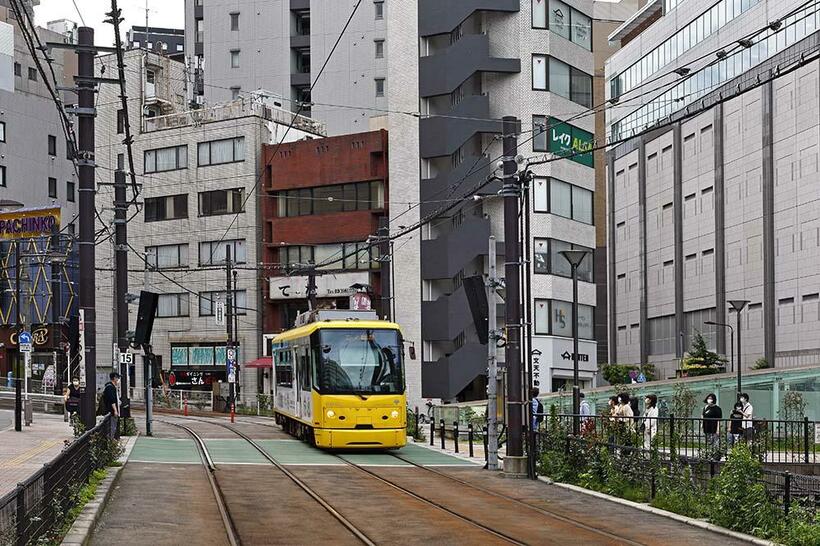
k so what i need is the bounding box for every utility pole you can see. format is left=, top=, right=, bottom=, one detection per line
left=114, top=170, right=131, bottom=417
left=501, top=116, right=525, bottom=477
left=307, top=266, right=318, bottom=311
left=144, top=249, right=153, bottom=436
left=486, top=235, right=499, bottom=470
left=232, top=269, right=240, bottom=403
left=225, top=246, right=235, bottom=421
left=14, top=244, right=22, bottom=432
left=77, top=27, right=98, bottom=430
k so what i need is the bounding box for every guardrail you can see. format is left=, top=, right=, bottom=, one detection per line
left=0, top=415, right=112, bottom=544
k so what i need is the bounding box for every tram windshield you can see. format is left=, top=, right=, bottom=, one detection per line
left=316, top=329, right=404, bottom=395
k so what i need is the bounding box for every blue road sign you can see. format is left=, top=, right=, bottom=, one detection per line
left=19, top=331, right=32, bottom=345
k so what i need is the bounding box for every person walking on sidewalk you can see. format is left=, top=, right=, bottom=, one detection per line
left=63, top=376, right=82, bottom=422
left=102, top=372, right=121, bottom=438
left=702, top=393, right=722, bottom=457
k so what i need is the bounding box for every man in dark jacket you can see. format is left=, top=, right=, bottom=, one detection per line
left=102, top=372, right=121, bottom=438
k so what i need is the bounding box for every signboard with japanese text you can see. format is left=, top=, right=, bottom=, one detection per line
left=269, top=271, right=369, bottom=300
left=548, top=117, right=594, bottom=167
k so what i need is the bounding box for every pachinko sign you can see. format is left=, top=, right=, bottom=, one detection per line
left=0, top=207, right=61, bottom=239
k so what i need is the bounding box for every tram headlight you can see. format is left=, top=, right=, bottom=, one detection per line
left=390, top=410, right=400, bottom=419
left=326, top=410, right=335, bottom=418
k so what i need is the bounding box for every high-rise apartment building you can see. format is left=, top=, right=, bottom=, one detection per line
left=184, top=0, right=388, bottom=136
left=605, top=0, right=820, bottom=379
left=409, top=0, right=601, bottom=402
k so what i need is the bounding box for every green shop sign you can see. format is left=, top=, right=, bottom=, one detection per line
left=548, top=117, right=594, bottom=167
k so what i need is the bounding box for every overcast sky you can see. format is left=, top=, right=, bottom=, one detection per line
left=34, top=0, right=184, bottom=46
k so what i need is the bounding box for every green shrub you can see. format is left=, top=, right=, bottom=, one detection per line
left=780, top=506, right=820, bottom=546
left=651, top=464, right=707, bottom=519
left=602, top=364, right=656, bottom=385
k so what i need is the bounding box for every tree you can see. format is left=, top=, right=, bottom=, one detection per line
left=681, top=331, right=727, bottom=376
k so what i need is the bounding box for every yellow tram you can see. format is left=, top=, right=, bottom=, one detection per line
left=270, top=309, right=407, bottom=449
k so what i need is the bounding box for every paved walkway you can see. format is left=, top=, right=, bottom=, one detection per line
left=0, top=409, right=73, bottom=496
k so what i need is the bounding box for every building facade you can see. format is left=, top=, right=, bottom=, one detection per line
left=184, top=0, right=388, bottom=135
left=127, top=26, right=185, bottom=61
left=414, top=0, right=599, bottom=401
left=605, top=0, right=820, bottom=378
left=94, top=49, right=324, bottom=399
left=261, top=129, right=389, bottom=335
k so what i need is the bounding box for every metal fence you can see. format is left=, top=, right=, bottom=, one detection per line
left=542, top=413, right=818, bottom=464
left=535, top=414, right=820, bottom=514
left=0, top=415, right=113, bottom=545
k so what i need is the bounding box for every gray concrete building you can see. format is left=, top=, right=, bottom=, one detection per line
left=127, top=26, right=185, bottom=61
left=93, top=49, right=324, bottom=400
left=0, top=5, right=77, bottom=220
left=605, top=0, right=820, bottom=379
left=413, top=0, right=603, bottom=402
left=184, top=0, right=388, bottom=136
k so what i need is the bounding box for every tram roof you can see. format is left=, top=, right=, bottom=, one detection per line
left=271, top=319, right=402, bottom=343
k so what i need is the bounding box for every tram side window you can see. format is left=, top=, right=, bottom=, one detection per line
left=275, top=349, right=293, bottom=387
left=297, top=345, right=312, bottom=391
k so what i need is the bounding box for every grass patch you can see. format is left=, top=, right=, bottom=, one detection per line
left=50, top=468, right=108, bottom=545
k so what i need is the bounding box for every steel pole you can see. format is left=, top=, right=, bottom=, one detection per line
left=502, top=116, right=524, bottom=469
left=77, top=27, right=97, bottom=430
left=226, top=246, right=234, bottom=416
left=572, top=263, right=580, bottom=436
left=487, top=235, right=498, bottom=470
left=114, top=171, right=130, bottom=417
left=736, top=309, right=742, bottom=398
left=14, top=245, right=21, bottom=432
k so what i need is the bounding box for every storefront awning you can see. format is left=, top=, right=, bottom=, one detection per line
left=244, top=356, right=272, bottom=369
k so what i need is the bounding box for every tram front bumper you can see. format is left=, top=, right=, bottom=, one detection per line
left=313, top=427, right=407, bottom=449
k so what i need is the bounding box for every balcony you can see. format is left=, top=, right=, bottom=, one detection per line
left=421, top=216, right=490, bottom=280
left=290, top=34, right=310, bottom=49
left=420, top=155, right=494, bottom=217
left=291, top=72, right=310, bottom=88
left=420, top=34, right=519, bottom=98
left=419, top=0, right=519, bottom=37
left=422, top=343, right=487, bottom=399
left=420, top=94, right=498, bottom=158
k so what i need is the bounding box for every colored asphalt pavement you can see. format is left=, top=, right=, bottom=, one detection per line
left=128, top=436, right=478, bottom=466
left=0, top=409, right=74, bottom=497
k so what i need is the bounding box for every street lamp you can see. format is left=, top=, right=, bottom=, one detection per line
left=704, top=320, right=733, bottom=378
left=560, top=248, right=590, bottom=436
left=728, top=300, right=750, bottom=399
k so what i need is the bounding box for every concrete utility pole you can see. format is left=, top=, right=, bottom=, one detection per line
left=77, top=27, right=98, bottom=430
left=501, top=116, right=526, bottom=477
left=486, top=235, right=499, bottom=471
left=14, top=245, right=22, bottom=432
left=307, top=266, right=318, bottom=311
left=144, top=250, right=154, bottom=436
left=114, top=170, right=131, bottom=417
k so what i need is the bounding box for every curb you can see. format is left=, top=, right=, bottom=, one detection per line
left=538, top=478, right=777, bottom=546
left=60, top=435, right=138, bottom=546
left=408, top=437, right=484, bottom=465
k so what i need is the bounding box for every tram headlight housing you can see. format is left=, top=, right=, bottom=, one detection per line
left=390, top=410, right=400, bottom=419
left=326, top=410, right=335, bottom=418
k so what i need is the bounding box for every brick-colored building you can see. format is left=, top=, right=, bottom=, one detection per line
left=261, top=130, right=389, bottom=333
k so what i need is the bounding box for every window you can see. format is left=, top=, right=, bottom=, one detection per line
left=146, top=243, right=188, bottom=269
left=0, top=166, right=6, bottom=187
left=117, top=153, right=124, bottom=171
left=198, top=188, right=244, bottom=216
left=196, top=19, right=204, bottom=42
left=648, top=315, right=675, bottom=355
left=374, top=39, right=384, bottom=59
left=533, top=177, right=593, bottom=224
left=144, top=145, right=187, bottom=173
left=0, top=121, right=5, bottom=142
left=570, top=9, right=592, bottom=50
left=172, top=343, right=235, bottom=367
left=551, top=179, right=572, bottom=218
left=534, top=238, right=593, bottom=281
left=374, top=1, right=384, bottom=20
left=533, top=115, right=547, bottom=151
left=199, top=290, right=247, bottom=316
left=48, top=177, right=57, bottom=198
left=156, top=293, right=189, bottom=318
left=276, top=181, right=384, bottom=217
left=48, top=135, right=56, bottom=156
left=549, top=0, right=571, bottom=39
left=230, top=12, right=239, bottom=31
left=199, top=239, right=246, bottom=265
left=144, top=194, right=188, bottom=222
left=116, top=110, right=125, bottom=134
left=230, top=87, right=241, bottom=100
left=230, top=50, right=240, bottom=68
left=28, top=67, right=37, bottom=81
left=14, top=62, right=21, bottom=77
left=532, top=0, right=547, bottom=28
left=280, top=242, right=379, bottom=271
left=534, top=299, right=595, bottom=339
left=66, top=181, right=75, bottom=202
left=198, top=137, right=245, bottom=166
left=375, top=78, right=385, bottom=97
left=282, top=245, right=313, bottom=267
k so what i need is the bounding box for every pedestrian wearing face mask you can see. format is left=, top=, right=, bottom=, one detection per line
left=641, top=394, right=659, bottom=451
left=739, top=393, right=754, bottom=441
left=702, top=393, right=722, bottom=456
left=728, top=401, right=744, bottom=448
left=63, top=376, right=82, bottom=421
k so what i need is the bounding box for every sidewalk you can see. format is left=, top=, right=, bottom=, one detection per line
left=0, top=409, right=74, bottom=497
